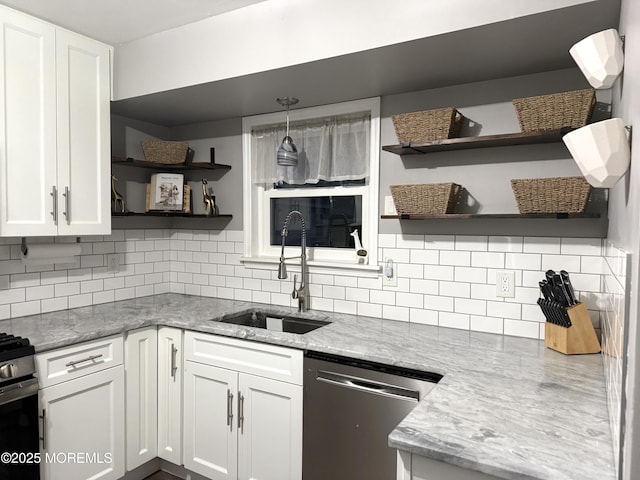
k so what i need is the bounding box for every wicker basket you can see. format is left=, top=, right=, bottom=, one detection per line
left=141, top=140, right=189, bottom=164
left=390, top=183, right=462, bottom=215
left=391, top=107, right=465, bottom=144
left=510, top=177, right=592, bottom=214
left=512, top=88, right=596, bottom=132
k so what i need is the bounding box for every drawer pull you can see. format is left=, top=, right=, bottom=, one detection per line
left=227, top=389, right=234, bottom=431
left=39, top=409, right=47, bottom=449
left=65, top=354, right=103, bottom=368
left=238, top=392, right=245, bottom=433
left=170, top=344, right=178, bottom=378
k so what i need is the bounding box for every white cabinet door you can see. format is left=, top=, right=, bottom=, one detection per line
left=184, top=361, right=238, bottom=480
left=55, top=28, right=111, bottom=236
left=125, top=327, right=158, bottom=471
left=238, top=373, right=302, bottom=480
left=158, top=327, right=183, bottom=465
left=0, top=6, right=57, bottom=236
left=39, top=366, right=125, bottom=480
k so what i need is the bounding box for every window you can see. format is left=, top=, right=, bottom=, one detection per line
left=242, top=98, right=380, bottom=271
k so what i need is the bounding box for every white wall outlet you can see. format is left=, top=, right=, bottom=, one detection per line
left=382, top=258, right=397, bottom=287
left=107, top=254, right=120, bottom=273
left=384, top=195, right=397, bottom=215
left=496, top=270, right=515, bottom=298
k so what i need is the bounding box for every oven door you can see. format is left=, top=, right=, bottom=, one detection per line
left=0, top=377, right=40, bottom=479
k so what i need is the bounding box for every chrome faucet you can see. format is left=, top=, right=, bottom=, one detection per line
left=277, top=210, right=309, bottom=312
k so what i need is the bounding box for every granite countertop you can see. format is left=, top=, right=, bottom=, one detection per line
left=0, top=293, right=615, bottom=480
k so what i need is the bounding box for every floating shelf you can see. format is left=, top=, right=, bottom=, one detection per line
left=112, top=211, right=232, bottom=218
left=382, top=129, right=572, bottom=155
left=381, top=212, right=600, bottom=220
left=112, top=156, right=231, bottom=171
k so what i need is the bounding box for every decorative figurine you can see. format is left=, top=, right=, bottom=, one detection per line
left=111, top=175, right=125, bottom=213
left=201, top=179, right=217, bottom=216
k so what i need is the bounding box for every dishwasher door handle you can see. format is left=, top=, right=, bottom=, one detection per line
left=316, top=370, right=420, bottom=401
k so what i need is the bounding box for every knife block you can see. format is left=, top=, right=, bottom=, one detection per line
left=545, top=302, right=601, bottom=354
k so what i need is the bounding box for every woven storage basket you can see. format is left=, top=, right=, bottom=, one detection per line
left=510, top=177, right=592, bottom=214
left=141, top=140, right=189, bottom=164
left=391, top=107, right=465, bottom=144
left=390, top=183, right=462, bottom=215
left=512, top=88, right=596, bottom=132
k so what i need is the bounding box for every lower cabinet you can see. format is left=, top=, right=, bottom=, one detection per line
left=397, top=450, right=502, bottom=480
left=183, top=331, right=303, bottom=480
left=36, top=335, right=125, bottom=480
left=124, top=327, right=158, bottom=471
left=157, top=327, right=183, bottom=465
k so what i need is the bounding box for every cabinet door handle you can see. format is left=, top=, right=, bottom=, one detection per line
left=62, top=186, right=70, bottom=224
left=50, top=186, right=57, bottom=224
left=238, top=392, right=244, bottom=433
left=65, top=354, right=103, bottom=368
left=170, top=344, right=178, bottom=378
left=39, top=408, right=47, bottom=450
left=227, top=389, right=234, bottom=431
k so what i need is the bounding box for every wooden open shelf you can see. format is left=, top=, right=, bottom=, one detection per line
left=112, top=156, right=231, bottom=171
left=382, top=129, right=572, bottom=155
left=112, top=211, right=232, bottom=219
left=381, top=212, right=600, bottom=220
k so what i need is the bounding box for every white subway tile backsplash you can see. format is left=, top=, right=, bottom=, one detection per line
left=487, top=301, right=521, bottom=319
left=410, top=279, right=438, bottom=295
left=439, top=250, right=471, bottom=267
left=488, top=236, right=523, bottom=253
left=424, top=235, right=455, bottom=250
left=541, top=254, right=581, bottom=273
left=397, top=292, right=423, bottom=309
left=439, top=281, right=470, bottom=298
left=470, top=315, right=503, bottom=334
left=383, top=304, right=410, bottom=321
left=504, top=319, right=539, bottom=338
left=523, top=237, right=561, bottom=254
left=396, top=234, right=425, bottom=249
left=410, top=308, right=438, bottom=325
left=439, top=312, right=470, bottom=329
left=455, top=236, right=488, bottom=251
left=423, top=265, right=454, bottom=281
left=357, top=302, right=382, bottom=318
left=0, top=231, right=610, bottom=348
left=423, top=294, right=454, bottom=312
left=561, top=238, right=602, bottom=256
left=455, top=298, right=486, bottom=316
left=410, top=249, right=439, bottom=265
left=454, top=266, right=487, bottom=284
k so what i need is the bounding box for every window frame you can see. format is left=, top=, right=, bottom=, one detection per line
left=241, top=97, right=381, bottom=274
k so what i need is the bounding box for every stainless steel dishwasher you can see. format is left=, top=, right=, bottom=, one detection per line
left=303, top=351, right=442, bottom=480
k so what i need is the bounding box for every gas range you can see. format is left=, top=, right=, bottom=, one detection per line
left=0, top=333, right=36, bottom=385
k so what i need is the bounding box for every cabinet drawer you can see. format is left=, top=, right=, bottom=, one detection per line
left=184, top=331, right=303, bottom=385
left=36, top=334, right=124, bottom=388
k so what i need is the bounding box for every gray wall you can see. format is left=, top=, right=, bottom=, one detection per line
left=379, top=68, right=609, bottom=237
left=609, top=0, right=640, bottom=478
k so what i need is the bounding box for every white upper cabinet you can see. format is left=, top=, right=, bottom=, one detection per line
left=0, top=5, right=111, bottom=237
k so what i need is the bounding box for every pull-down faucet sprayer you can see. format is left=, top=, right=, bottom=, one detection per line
left=277, top=210, right=308, bottom=312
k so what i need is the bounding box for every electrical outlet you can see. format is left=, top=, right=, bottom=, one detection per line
left=496, top=270, right=515, bottom=298
left=382, top=259, right=397, bottom=287
left=106, top=254, right=120, bottom=273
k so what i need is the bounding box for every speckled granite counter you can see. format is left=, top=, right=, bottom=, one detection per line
left=0, top=294, right=615, bottom=480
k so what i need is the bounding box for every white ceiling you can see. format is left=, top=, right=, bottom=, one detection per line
left=0, top=0, right=267, bottom=44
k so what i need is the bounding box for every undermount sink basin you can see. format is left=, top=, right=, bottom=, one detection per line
left=218, top=310, right=330, bottom=334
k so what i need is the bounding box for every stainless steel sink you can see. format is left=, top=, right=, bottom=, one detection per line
left=218, top=310, right=330, bottom=334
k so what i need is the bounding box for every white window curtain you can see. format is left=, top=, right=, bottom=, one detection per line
left=251, top=112, right=370, bottom=184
